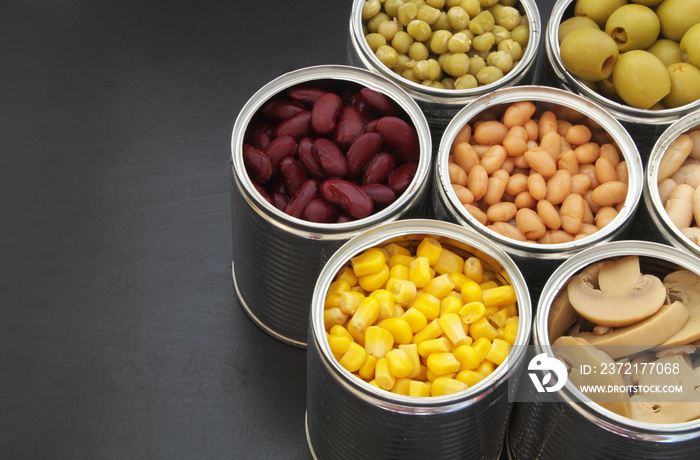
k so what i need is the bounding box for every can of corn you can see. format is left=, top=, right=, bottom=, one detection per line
left=306, top=219, right=532, bottom=460
left=508, top=240, right=700, bottom=459
left=635, top=109, right=700, bottom=258
left=544, top=0, right=700, bottom=160
left=230, top=65, right=432, bottom=348
left=347, top=0, right=542, bottom=137
left=431, top=85, right=643, bottom=304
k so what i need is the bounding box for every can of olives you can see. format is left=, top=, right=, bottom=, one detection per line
left=306, top=219, right=531, bottom=460
left=545, top=0, right=700, bottom=160
left=432, top=85, right=643, bottom=304
left=508, top=240, right=700, bottom=460
left=230, top=65, right=432, bottom=348
left=347, top=0, right=542, bottom=137
left=635, top=109, right=700, bottom=257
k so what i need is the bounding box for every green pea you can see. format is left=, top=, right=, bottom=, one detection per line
left=472, top=32, right=495, bottom=51
left=376, top=45, right=400, bottom=68
left=427, top=0, right=446, bottom=8
left=366, top=33, right=388, bottom=52
left=479, top=0, right=500, bottom=7
left=392, top=31, right=415, bottom=55
left=397, top=2, right=418, bottom=26
left=422, top=80, right=446, bottom=88
left=362, top=0, right=382, bottom=20
left=498, top=39, right=522, bottom=61
left=491, top=25, right=510, bottom=44
left=367, top=13, right=391, bottom=33
left=385, top=0, right=407, bottom=18
left=430, top=30, right=453, bottom=54
left=407, top=19, right=432, bottom=41
left=448, top=31, right=472, bottom=53
left=495, top=6, right=520, bottom=31
left=417, top=4, right=441, bottom=24
left=413, top=58, right=442, bottom=80
left=468, top=54, right=486, bottom=76
left=378, top=18, right=402, bottom=41
left=401, top=68, right=421, bottom=83
left=476, top=65, right=504, bottom=85
left=441, top=77, right=457, bottom=88
left=447, top=6, right=470, bottom=30
left=511, top=24, right=529, bottom=48
left=409, top=41, right=430, bottom=60
left=455, top=73, right=478, bottom=89
left=394, top=53, right=412, bottom=73
left=486, top=50, right=513, bottom=73
left=444, top=52, right=471, bottom=76
left=469, top=11, right=495, bottom=35
left=432, top=12, right=451, bottom=31
left=461, top=0, right=481, bottom=18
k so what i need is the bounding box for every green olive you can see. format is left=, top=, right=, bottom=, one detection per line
left=646, top=39, right=683, bottom=67
left=612, top=50, right=671, bottom=109
left=680, top=23, right=700, bottom=68
left=656, top=0, right=700, bottom=42
left=630, top=0, right=663, bottom=6
left=560, top=28, right=619, bottom=81
left=596, top=75, right=620, bottom=102
left=663, top=62, right=700, bottom=108
left=558, top=16, right=600, bottom=44
left=573, top=0, right=627, bottom=28
left=604, top=4, right=660, bottom=52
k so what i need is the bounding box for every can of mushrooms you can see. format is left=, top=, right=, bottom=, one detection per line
left=633, top=109, right=700, bottom=257
left=306, top=219, right=532, bottom=460
left=230, top=65, right=432, bottom=348
left=508, top=240, right=700, bottom=459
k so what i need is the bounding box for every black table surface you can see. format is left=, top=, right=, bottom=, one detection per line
left=1, top=1, right=556, bottom=458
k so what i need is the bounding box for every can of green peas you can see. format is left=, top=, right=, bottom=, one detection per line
left=306, top=219, right=532, bottom=460
left=230, top=65, right=432, bottom=348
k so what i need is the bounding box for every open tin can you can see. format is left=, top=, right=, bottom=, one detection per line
left=230, top=65, right=432, bottom=348
left=306, top=219, right=532, bottom=460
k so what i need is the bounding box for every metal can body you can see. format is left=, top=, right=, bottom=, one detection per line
left=230, top=65, right=432, bottom=347
left=432, top=85, right=643, bottom=302
left=306, top=219, right=532, bottom=460
left=508, top=240, right=700, bottom=460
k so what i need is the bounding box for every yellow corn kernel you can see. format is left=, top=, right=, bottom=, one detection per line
left=350, top=286, right=366, bottom=296
left=339, top=290, right=365, bottom=315
left=504, top=316, right=519, bottom=345
left=483, top=285, right=517, bottom=307
left=387, top=278, right=417, bottom=305
left=459, top=301, right=485, bottom=324
left=417, top=336, right=452, bottom=357
left=348, top=297, right=380, bottom=338
left=438, top=313, right=469, bottom=346
left=457, top=369, right=485, bottom=387
left=324, top=307, right=348, bottom=330
left=351, top=248, right=386, bottom=277
left=472, top=336, right=492, bottom=362
left=477, top=359, right=496, bottom=377
left=433, top=248, right=464, bottom=275
left=413, top=293, right=441, bottom=320
left=339, top=341, right=367, bottom=373
left=470, top=316, right=498, bottom=342
left=399, top=343, right=422, bottom=379
left=364, top=325, right=395, bottom=359
left=335, top=266, right=358, bottom=287
left=378, top=317, right=413, bottom=344
left=384, top=242, right=411, bottom=258
left=460, top=279, right=483, bottom=304
left=388, top=253, right=414, bottom=268
left=387, top=348, right=415, bottom=378
left=329, top=324, right=353, bottom=341
left=431, top=376, right=467, bottom=396
left=358, top=264, right=390, bottom=292
left=486, top=338, right=510, bottom=365
left=358, top=354, right=379, bottom=381
left=328, top=335, right=352, bottom=358
left=412, top=319, right=443, bottom=345
left=427, top=352, right=461, bottom=376
left=417, top=237, right=443, bottom=266
left=423, top=273, right=456, bottom=299
left=479, top=280, right=499, bottom=291
left=393, top=305, right=404, bottom=318
left=375, top=357, right=396, bottom=391
left=440, top=295, right=462, bottom=317
left=490, top=306, right=511, bottom=328
left=402, top=307, right=428, bottom=333
left=426, top=368, right=457, bottom=382
left=495, top=327, right=505, bottom=340
left=503, top=302, right=518, bottom=318
left=464, top=256, right=483, bottom=283
left=414, top=364, right=429, bottom=382
left=449, top=272, right=470, bottom=291
left=370, top=289, right=396, bottom=321
left=324, top=293, right=342, bottom=309
left=409, top=256, right=432, bottom=288
left=391, top=378, right=412, bottom=395
left=409, top=380, right=431, bottom=397
left=483, top=304, right=499, bottom=318
left=327, top=279, right=351, bottom=296
left=453, top=344, right=481, bottom=371
left=389, top=262, right=410, bottom=280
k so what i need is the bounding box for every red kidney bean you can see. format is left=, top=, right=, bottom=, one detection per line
left=283, top=179, right=321, bottom=218
left=252, top=182, right=273, bottom=204
left=311, top=92, right=343, bottom=136
left=302, top=198, right=341, bottom=223
left=279, top=157, right=309, bottom=197
left=321, top=179, right=374, bottom=219
left=350, top=92, right=378, bottom=124
left=376, top=116, right=420, bottom=163
left=248, top=119, right=276, bottom=150
left=314, top=138, right=348, bottom=178
left=243, top=144, right=273, bottom=183
left=297, top=137, right=325, bottom=180
left=362, top=152, right=397, bottom=185
left=264, top=135, right=297, bottom=170
left=346, top=132, right=384, bottom=178
left=361, top=183, right=397, bottom=209
left=336, top=213, right=353, bottom=223
left=274, top=110, right=312, bottom=139
left=333, top=106, right=365, bottom=148
left=359, top=88, right=401, bottom=117
left=387, top=162, right=417, bottom=194
left=262, top=99, right=306, bottom=123
left=365, top=119, right=379, bottom=132
left=270, top=192, right=289, bottom=210
left=267, top=175, right=286, bottom=196
left=287, top=86, right=328, bottom=106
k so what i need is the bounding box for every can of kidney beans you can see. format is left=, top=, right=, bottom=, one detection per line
left=635, top=109, right=700, bottom=258
left=508, top=240, right=700, bottom=460
left=230, top=65, right=432, bottom=348
left=431, top=85, right=643, bottom=304
left=347, top=0, right=542, bottom=136
left=306, top=219, right=532, bottom=460
left=544, top=0, right=700, bottom=160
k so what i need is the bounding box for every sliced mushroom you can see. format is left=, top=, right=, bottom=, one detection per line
left=657, top=270, right=700, bottom=346
left=567, top=255, right=666, bottom=327
left=629, top=396, right=700, bottom=424
left=635, top=354, right=695, bottom=403
left=655, top=345, right=696, bottom=358
left=553, top=336, right=630, bottom=417
left=569, top=301, right=689, bottom=359
left=548, top=287, right=578, bottom=344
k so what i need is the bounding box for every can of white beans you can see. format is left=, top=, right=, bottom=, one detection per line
left=347, top=0, right=542, bottom=137
left=306, top=219, right=531, bottom=460
left=635, top=109, right=700, bottom=258
left=230, top=65, right=432, bottom=348
left=544, top=0, right=700, bottom=160
left=432, top=85, right=643, bottom=303
left=508, top=240, right=700, bottom=459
